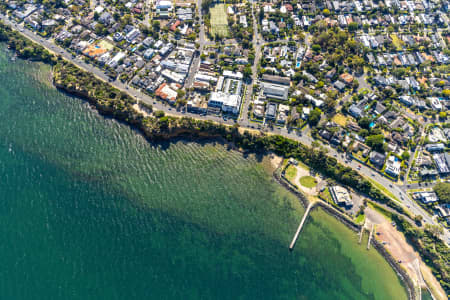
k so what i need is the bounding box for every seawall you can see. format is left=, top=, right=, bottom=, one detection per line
left=273, top=165, right=416, bottom=300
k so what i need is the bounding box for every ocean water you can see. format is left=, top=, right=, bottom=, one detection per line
left=0, top=44, right=408, bottom=300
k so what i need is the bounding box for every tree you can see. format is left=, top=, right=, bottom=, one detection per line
left=401, top=151, right=410, bottom=161
left=433, top=182, right=450, bottom=204
left=424, top=224, right=443, bottom=239
left=152, top=20, right=160, bottom=32
left=348, top=22, right=358, bottom=32
left=243, top=66, right=252, bottom=80
left=311, top=44, right=321, bottom=52
left=443, top=89, right=450, bottom=97
left=259, top=8, right=264, bottom=20
left=413, top=215, right=423, bottom=226
left=202, top=0, right=213, bottom=12
left=358, top=117, right=371, bottom=129
left=154, top=110, right=165, bottom=118
left=366, top=134, right=385, bottom=152
left=308, top=108, right=322, bottom=126
left=177, top=89, right=186, bottom=99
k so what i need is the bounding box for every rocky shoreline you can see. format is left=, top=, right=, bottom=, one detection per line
left=1, top=22, right=446, bottom=296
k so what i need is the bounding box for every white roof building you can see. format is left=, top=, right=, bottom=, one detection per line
left=385, top=155, right=401, bottom=177
left=261, top=82, right=289, bottom=100
left=107, top=52, right=126, bottom=67
left=208, top=92, right=242, bottom=114
left=330, top=186, right=353, bottom=207
left=223, top=70, right=243, bottom=80
left=94, top=6, right=104, bottom=14
left=413, top=192, right=439, bottom=204
left=429, top=97, right=442, bottom=111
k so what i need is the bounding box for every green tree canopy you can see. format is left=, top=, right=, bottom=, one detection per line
left=366, top=134, right=384, bottom=152
left=434, top=182, right=450, bottom=204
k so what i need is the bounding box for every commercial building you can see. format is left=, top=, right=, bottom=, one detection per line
left=329, top=186, right=353, bottom=207
left=265, top=103, right=277, bottom=120
left=425, top=143, right=445, bottom=153
left=261, top=82, right=289, bottom=100
left=262, top=74, right=290, bottom=86
left=433, top=153, right=450, bottom=174
left=155, top=0, right=173, bottom=17
left=208, top=92, right=241, bottom=114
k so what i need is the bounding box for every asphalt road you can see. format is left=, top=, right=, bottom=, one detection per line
left=2, top=14, right=448, bottom=244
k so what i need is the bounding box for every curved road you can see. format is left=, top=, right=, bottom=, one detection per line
left=2, top=15, right=448, bottom=244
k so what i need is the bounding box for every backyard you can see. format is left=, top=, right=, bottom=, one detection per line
left=331, top=113, right=348, bottom=127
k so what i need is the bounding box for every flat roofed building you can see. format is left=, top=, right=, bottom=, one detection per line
left=413, top=191, right=439, bottom=204
left=329, top=186, right=353, bottom=207
left=385, top=155, right=401, bottom=177
left=262, top=74, right=291, bottom=86
left=261, top=82, right=289, bottom=100
left=425, top=143, right=445, bottom=153
left=265, top=103, right=277, bottom=119
left=223, top=70, right=243, bottom=80
left=208, top=92, right=241, bottom=114
left=433, top=153, right=450, bottom=174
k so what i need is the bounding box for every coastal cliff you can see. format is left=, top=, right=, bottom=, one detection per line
left=1, top=19, right=448, bottom=297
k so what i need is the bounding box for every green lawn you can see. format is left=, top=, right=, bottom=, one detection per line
left=390, top=34, right=404, bottom=51
left=320, top=187, right=338, bottom=207
left=332, top=113, right=347, bottom=127
left=285, top=165, right=297, bottom=183
left=210, top=4, right=229, bottom=37
left=368, top=201, right=393, bottom=221
left=299, top=176, right=317, bottom=188
left=355, top=213, right=366, bottom=224
left=366, top=177, right=400, bottom=202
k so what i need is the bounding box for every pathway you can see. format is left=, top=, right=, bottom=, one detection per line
left=2, top=14, right=448, bottom=244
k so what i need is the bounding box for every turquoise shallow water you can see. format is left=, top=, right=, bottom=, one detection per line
left=0, top=44, right=407, bottom=300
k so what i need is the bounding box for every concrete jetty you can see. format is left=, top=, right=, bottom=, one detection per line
left=358, top=221, right=366, bottom=244
left=367, top=224, right=374, bottom=250
left=289, top=202, right=314, bottom=251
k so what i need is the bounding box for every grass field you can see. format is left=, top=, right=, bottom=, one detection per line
left=355, top=213, right=366, bottom=224
left=98, top=39, right=114, bottom=51
left=366, top=176, right=400, bottom=203
left=368, top=201, right=393, bottom=221
left=299, top=176, right=317, bottom=188
left=210, top=4, right=229, bottom=37
left=332, top=113, right=348, bottom=127
left=285, top=165, right=297, bottom=183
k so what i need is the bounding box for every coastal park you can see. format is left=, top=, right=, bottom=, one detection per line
left=281, top=158, right=446, bottom=299
left=283, top=158, right=325, bottom=198
left=209, top=4, right=229, bottom=37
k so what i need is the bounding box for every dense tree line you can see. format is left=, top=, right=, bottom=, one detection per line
left=0, top=22, right=56, bottom=64
left=2, top=21, right=447, bottom=292
left=393, top=213, right=449, bottom=293
left=434, top=182, right=450, bottom=204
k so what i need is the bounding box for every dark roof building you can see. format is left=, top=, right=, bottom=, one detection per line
left=369, top=151, right=386, bottom=169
